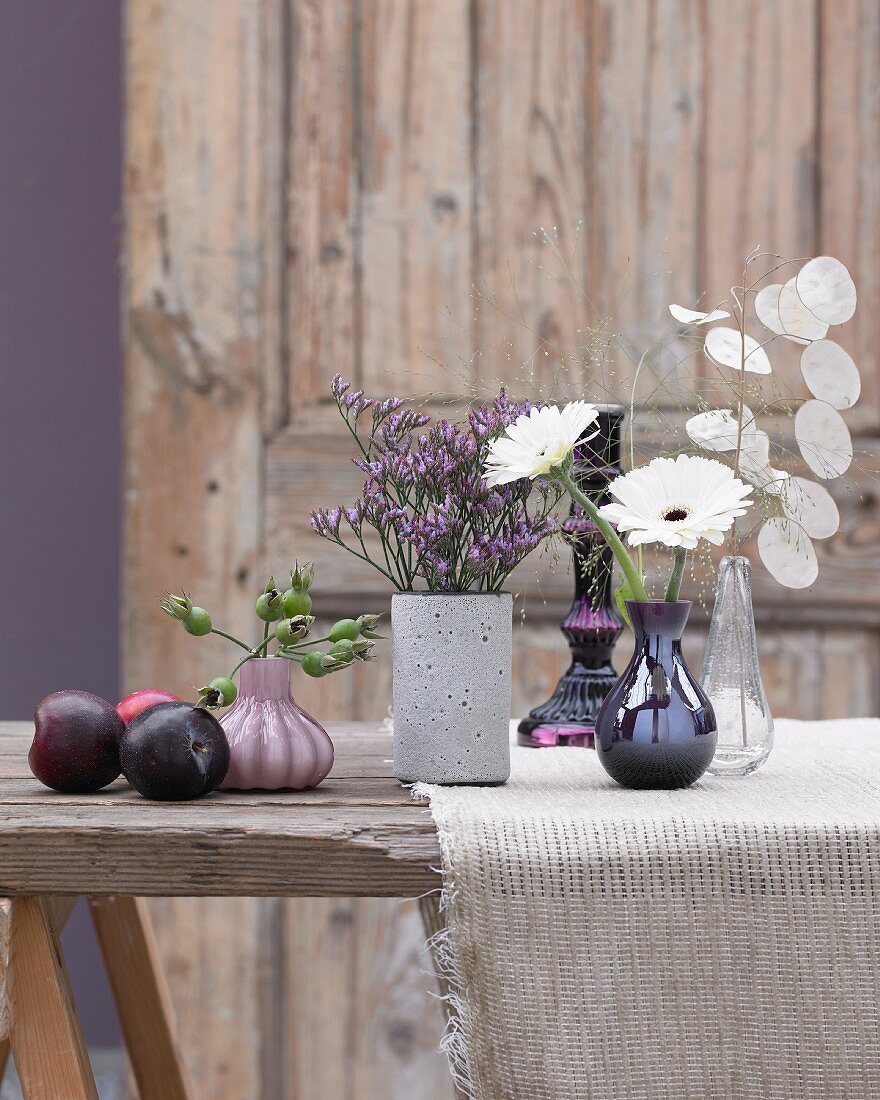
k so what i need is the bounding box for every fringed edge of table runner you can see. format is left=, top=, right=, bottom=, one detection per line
left=413, top=782, right=476, bottom=1100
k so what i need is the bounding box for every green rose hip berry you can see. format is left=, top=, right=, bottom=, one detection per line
left=282, top=589, right=312, bottom=618
left=329, top=619, right=360, bottom=643
left=210, top=677, right=237, bottom=706
left=255, top=590, right=283, bottom=622
left=331, top=639, right=355, bottom=663
left=301, top=652, right=328, bottom=678
left=183, top=607, right=213, bottom=636
left=276, top=615, right=310, bottom=645
left=198, top=676, right=237, bottom=708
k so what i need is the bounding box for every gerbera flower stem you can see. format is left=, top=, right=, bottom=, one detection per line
left=664, top=547, right=687, bottom=602
left=557, top=469, right=649, bottom=603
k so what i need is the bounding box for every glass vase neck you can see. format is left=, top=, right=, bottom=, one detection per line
left=237, top=657, right=291, bottom=700
left=626, top=600, right=691, bottom=641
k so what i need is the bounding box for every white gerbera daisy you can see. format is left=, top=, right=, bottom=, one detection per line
left=483, top=402, right=600, bottom=486
left=599, top=454, right=753, bottom=549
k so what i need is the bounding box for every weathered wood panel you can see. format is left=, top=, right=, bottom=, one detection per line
left=124, top=1, right=292, bottom=1097
left=680, top=627, right=880, bottom=720
left=587, top=0, right=705, bottom=381
left=266, top=424, right=880, bottom=623
left=125, top=1, right=880, bottom=1098
left=474, top=0, right=590, bottom=390
left=287, top=0, right=357, bottom=410
left=703, top=0, right=818, bottom=401
left=820, top=0, right=880, bottom=421
left=284, top=898, right=450, bottom=1100
left=359, top=0, right=473, bottom=395
left=89, top=896, right=193, bottom=1100
left=124, top=0, right=283, bottom=720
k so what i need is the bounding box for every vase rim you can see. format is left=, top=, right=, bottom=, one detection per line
left=624, top=599, right=692, bottom=609
left=625, top=599, right=691, bottom=639
left=392, top=589, right=512, bottom=597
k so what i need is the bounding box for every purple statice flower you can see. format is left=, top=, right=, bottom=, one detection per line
left=310, top=378, right=563, bottom=591
left=330, top=373, right=350, bottom=400
left=310, top=506, right=343, bottom=538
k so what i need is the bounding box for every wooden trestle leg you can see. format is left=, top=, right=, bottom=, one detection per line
left=3, top=896, right=97, bottom=1099
left=89, top=896, right=194, bottom=1100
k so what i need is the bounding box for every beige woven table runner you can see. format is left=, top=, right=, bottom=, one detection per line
left=416, top=718, right=880, bottom=1100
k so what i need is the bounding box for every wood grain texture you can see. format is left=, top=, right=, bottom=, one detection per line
left=0, top=899, right=9, bottom=1042
left=703, top=0, right=818, bottom=399
left=90, top=896, right=193, bottom=1100
left=586, top=0, right=705, bottom=391
left=136, top=897, right=270, bottom=1100
left=125, top=2, right=880, bottom=1097
left=284, top=898, right=451, bottom=1100
left=287, top=0, right=357, bottom=409
left=7, top=898, right=98, bottom=1100
left=0, top=724, right=436, bottom=898
left=267, top=421, right=880, bottom=622
left=474, top=0, right=589, bottom=392
left=359, top=0, right=473, bottom=395
left=820, top=0, right=880, bottom=421
left=124, top=0, right=285, bottom=701
left=124, top=1, right=288, bottom=1093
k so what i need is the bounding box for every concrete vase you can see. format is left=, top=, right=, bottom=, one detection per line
left=391, top=592, right=512, bottom=784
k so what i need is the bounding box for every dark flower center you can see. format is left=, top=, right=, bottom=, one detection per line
left=663, top=507, right=689, bottom=523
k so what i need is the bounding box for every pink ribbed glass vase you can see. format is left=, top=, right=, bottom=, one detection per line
left=219, top=657, right=334, bottom=790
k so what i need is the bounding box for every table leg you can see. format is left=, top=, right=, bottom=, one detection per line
left=89, top=896, right=193, bottom=1100
left=5, top=896, right=98, bottom=1099
left=0, top=1038, right=9, bottom=1082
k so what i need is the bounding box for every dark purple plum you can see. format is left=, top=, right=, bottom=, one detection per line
left=120, top=702, right=230, bottom=801
left=30, top=690, right=124, bottom=793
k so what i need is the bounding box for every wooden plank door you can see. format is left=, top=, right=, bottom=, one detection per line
left=125, top=1, right=880, bottom=1096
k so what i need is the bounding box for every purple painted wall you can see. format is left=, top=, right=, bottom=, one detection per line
left=0, top=0, right=123, bottom=1047
left=0, top=1, right=122, bottom=715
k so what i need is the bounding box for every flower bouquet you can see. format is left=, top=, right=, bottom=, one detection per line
left=485, top=238, right=863, bottom=780
left=484, top=405, right=753, bottom=788
left=312, top=378, right=565, bottom=784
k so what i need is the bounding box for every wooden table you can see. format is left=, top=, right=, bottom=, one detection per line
left=0, top=721, right=437, bottom=1099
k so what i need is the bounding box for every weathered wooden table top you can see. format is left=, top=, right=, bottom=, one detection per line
left=0, top=722, right=438, bottom=897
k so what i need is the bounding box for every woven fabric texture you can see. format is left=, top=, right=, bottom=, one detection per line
left=417, top=719, right=880, bottom=1100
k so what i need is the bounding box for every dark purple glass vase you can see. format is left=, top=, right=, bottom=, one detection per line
left=595, top=601, right=717, bottom=789
left=517, top=405, right=625, bottom=748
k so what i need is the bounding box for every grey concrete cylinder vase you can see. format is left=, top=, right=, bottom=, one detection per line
left=392, top=592, right=513, bottom=784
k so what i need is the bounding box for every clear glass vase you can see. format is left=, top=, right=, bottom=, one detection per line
left=702, top=555, right=773, bottom=776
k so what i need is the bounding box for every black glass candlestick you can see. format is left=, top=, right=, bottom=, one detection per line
left=518, top=405, right=626, bottom=748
